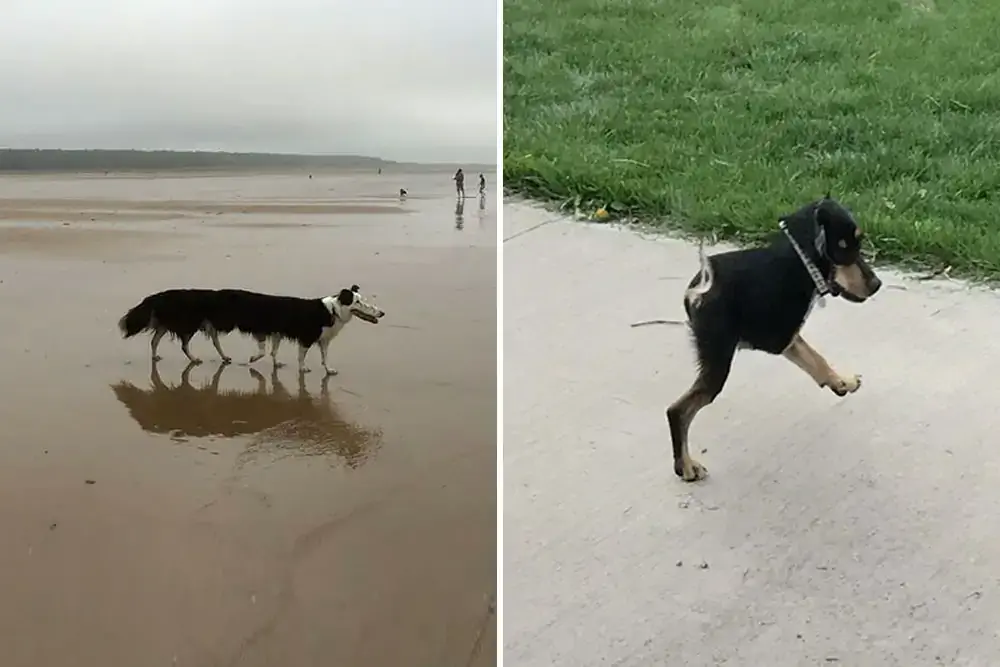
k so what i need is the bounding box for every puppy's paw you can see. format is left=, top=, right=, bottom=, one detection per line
left=220, top=356, right=232, bottom=365
left=674, top=457, right=708, bottom=482
left=324, top=367, right=339, bottom=377
left=273, top=361, right=285, bottom=369
left=299, top=367, right=312, bottom=374
left=828, top=373, right=862, bottom=397
left=151, top=355, right=163, bottom=362
left=190, top=358, right=203, bottom=365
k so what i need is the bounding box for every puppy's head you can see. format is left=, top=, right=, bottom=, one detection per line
left=337, top=284, right=385, bottom=324
left=814, top=198, right=882, bottom=303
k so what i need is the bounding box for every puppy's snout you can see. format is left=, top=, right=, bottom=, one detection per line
left=868, top=275, right=882, bottom=295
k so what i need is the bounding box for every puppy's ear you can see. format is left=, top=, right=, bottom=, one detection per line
left=350, top=284, right=360, bottom=293
left=338, top=289, right=355, bottom=306
left=814, top=223, right=827, bottom=256
left=812, top=203, right=829, bottom=256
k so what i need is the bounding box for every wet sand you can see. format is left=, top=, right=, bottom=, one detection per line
left=0, top=171, right=497, bottom=667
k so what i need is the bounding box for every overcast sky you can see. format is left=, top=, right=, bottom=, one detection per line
left=0, top=0, right=498, bottom=163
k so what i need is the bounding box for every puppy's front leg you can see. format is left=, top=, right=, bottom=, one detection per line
left=782, top=335, right=861, bottom=396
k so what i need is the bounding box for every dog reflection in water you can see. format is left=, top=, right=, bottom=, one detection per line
left=110, top=361, right=383, bottom=468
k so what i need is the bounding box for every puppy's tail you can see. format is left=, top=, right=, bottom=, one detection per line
left=118, top=298, right=156, bottom=338
left=684, top=239, right=714, bottom=310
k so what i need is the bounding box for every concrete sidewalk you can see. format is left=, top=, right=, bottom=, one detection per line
left=503, top=199, right=1000, bottom=667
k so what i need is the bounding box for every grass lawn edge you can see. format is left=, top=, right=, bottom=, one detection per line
left=502, top=174, right=984, bottom=289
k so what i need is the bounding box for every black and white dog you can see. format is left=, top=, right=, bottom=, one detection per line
left=118, top=285, right=385, bottom=375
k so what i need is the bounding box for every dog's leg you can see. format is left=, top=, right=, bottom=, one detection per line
left=782, top=335, right=861, bottom=396
left=150, top=328, right=166, bottom=362
left=666, top=340, right=736, bottom=483
left=269, top=336, right=285, bottom=368
left=248, top=335, right=266, bottom=364
left=318, top=337, right=337, bottom=376
left=297, top=344, right=311, bottom=374
left=180, top=334, right=202, bottom=365
left=206, top=326, right=231, bottom=364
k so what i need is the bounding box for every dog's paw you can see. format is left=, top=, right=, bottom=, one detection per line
left=674, top=457, right=708, bottom=482
left=220, top=357, right=232, bottom=365
left=299, top=367, right=312, bottom=374
left=248, top=354, right=263, bottom=364
left=828, top=373, right=862, bottom=397
left=190, top=358, right=203, bottom=365
left=151, top=355, right=162, bottom=362
left=273, top=361, right=285, bottom=369
left=324, top=367, right=339, bottom=377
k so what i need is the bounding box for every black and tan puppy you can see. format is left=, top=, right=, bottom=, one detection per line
left=667, top=197, right=882, bottom=482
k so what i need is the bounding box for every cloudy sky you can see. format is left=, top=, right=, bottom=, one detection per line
left=0, top=0, right=498, bottom=163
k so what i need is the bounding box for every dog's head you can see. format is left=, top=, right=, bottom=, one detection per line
left=782, top=197, right=882, bottom=303
left=336, top=284, right=385, bottom=324
left=812, top=198, right=881, bottom=303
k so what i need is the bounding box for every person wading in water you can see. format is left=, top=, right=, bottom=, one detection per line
left=454, top=168, right=465, bottom=198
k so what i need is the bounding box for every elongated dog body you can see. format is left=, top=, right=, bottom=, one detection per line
left=668, top=197, right=882, bottom=482
left=118, top=285, right=385, bottom=375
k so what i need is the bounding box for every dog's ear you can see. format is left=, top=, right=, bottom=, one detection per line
left=814, top=224, right=827, bottom=256
left=338, top=288, right=355, bottom=306
left=350, top=284, right=360, bottom=293
left=812, top=204, right=828, bottom=256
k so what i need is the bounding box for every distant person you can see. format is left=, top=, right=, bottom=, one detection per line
left=378, top=167, right=382, bottom=175
left=399, top=188, right=408, bottom=200
left=478, top=173, right=486, bottom=195
left=454, top=168, right=465, bottom=198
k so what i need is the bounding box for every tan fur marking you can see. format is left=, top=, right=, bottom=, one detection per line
left=685, top=241, right=714, bottom=310
left=833, top=262, right=870, bottom=297
left=782, top=335, right=861, bottom=396
left=668, top=385, right=711, bottom=481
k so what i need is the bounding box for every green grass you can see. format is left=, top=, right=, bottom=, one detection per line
left=504, top=0, right=1000, bottom=277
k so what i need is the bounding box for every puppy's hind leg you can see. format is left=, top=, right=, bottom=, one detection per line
left=666, top=335, right=737, bottom=482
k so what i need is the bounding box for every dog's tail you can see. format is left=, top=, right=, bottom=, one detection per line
left=684, top=239, right=714, bottom=310
left=118, top=297, right=156, bottom=338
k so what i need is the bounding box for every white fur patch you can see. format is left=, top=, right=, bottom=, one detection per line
left=319, top=295, right=351, bottom=344
left=684, top=242, right=714, bottom=309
